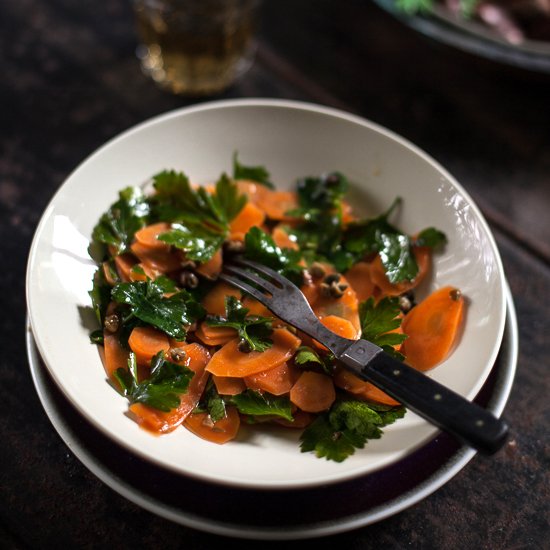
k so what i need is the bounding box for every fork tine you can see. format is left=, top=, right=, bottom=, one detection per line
left=233, top=258, right=290, bottom=287
left=218, top=273, right=273, bottom=306
left=223, top=264, right=280, bottom=295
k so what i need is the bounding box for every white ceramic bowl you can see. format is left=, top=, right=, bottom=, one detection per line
left=26, top=99, right=507, bottom=490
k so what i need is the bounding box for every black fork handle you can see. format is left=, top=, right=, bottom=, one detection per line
left=339, top=340, right=509, bottom=455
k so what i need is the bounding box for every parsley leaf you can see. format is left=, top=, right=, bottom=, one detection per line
left=341, top=198, right=418, bottom=282
left=151, top=170, right=246, bottom=229
left=195, top=378, right=227, bottom=422
left=294, top=346, right=335, bottom=375
left=232, top=152, right=274, bottom=189
left=89, top=267, right=111, bottom=326
left=414, top=227, right=447, bottom=248
left=300, top=399, right=406, bottom=462
left=287, top=172, right=350, bottom=266
left=244, top=226, right=304, bottom=286
left=152, top=170, right=247, bottom=262
left=230, top=389, right=294, bottom=422
left=206, top=295, right=273, bottom=352
left=359, top=296, right=407, bottom=360
left=158, top=223, right=225, bottom=263
left=111, top=276, right=205, bottom=340
left=115, top=352, right=194, bottom=412
left=92, top=187, right=150, bottom=255
left=342, top=198, right=447, bottom=283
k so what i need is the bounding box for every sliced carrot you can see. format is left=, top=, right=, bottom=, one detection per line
left=102, top=261, right=118, bottom=286
left=129, top=343, right=211, bottom=434
left=289, top=371, right=336, bottom=413
left=229, top=201, right=266, bottom=240
left=183, top=406, right=241, bottom=444
left=341, top=201, right=355, bottom=224
left=130, top=241, right=181, bottom=273
left=345, top=262, right=376, bottom=302
left=201, top=281, right=241, bottom=316
left=134, top=222, right=172, bottom=249
left=271, top=225, right=299, bottom=250
left=195, top=322, right=237, bottom=346
left=311, top=275, right=361, bottom=332
left=313, top=315, right=359, bottom=351
left=128, top=262, right=160, bottom=282
left=244, top=362, right=299, bottom=395
left=370, top=246, right=431, bottom=297
left=212, top=375, right=247, bottom=395
left=256, top=188, right=299, bottom=221
left=275, top=409, right=315, bottom=428
left=128, top=325, right=170, bottom=366
left=237, top=180, right=298, bottom=221
left=401, top=286, right=465, bottom=371
left=235, top=179, right=260, bottom=198
left=206, top=328, right=302, bottom=378
left=333, top=366, right=400, bottom=406
left=103, top=331, right=130, bottom=384
left=196, top=248, right=222, bottom=280
left=241, top=295, right=273, bottom=318
left=114, top=253, right=137, bottom=282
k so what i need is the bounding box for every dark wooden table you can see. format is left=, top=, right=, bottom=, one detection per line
left=1, top=0, right=549, bottom=547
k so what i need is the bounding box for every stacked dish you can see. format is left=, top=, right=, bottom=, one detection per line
left=25, top=99, right=517, bottom=539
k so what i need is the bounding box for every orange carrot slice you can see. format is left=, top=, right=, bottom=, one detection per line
left=183, top=406, right=241, bottom=444
left=237, top=180, right=298, bottom=221
left=229, top=201, right=266, bottom=240
left=345, top=262, right=376, bottom=302
left=256, top=189, right=298, bottom=221
left=134, top=222, right=172, bottom=249
left=401, top=286, right=465, bottom=371
left=212, top=375, right=247, bottom=395
left=311, top=275, right=361, bottom=332
left=114, top=254, right=137, bottom=282
left=313, top=315, right=359, bottom=351
left=275, top=410, right=315, bottom=428
left=130, top=241, right=181, bottom=273
left=289, top=371, right=336, bottom=413
left=103, top=331, right=130, bottom=384
left=128, top=326, right=170, bottom=366
left=129, top=343, right=211, bottom=434
left=341, top=201, right=355, bottom=224
left=201, top=281, right=241, bottom=316
left=333, top=366, right=400, bottom=406
left=196, top=248, right=222, bottom=280
left=206, top=328, right=302, bottom=378
left=195, top=323, right=237, bottom=347
left=271, top=225, right=299, bottom=250
left=244, top=362, right=299, bottom=395
left=370, top=246, right=431, bottom=297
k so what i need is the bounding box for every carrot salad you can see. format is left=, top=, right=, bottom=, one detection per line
left=88, top=155, right=465, bottom=462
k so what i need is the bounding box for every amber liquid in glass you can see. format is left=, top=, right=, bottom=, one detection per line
left=134, top=0, right=258, bottom=96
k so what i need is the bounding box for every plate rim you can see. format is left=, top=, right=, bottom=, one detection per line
left=373, top=0, right=550, bottom=72
left=25, top=98, right=508, bottom=489
left=25, top=283, right=518, bottom=540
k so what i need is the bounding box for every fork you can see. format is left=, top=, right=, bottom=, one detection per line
left=220, top=257, right=509, bottom=455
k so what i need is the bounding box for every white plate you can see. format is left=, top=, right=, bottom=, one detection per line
left=26, top=99, right=507, bottom=490
left=25, top=285, right=517, bottom=539
left=374, top=0, right=550, bottom=73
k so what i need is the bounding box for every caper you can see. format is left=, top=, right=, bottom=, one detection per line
left=180, top=271, right=199, bottom=289
left=238, top=339, right=252, bottom=353
left=104, top=314, right=119, bottom=333
left=309, top=262, right=326, bottom=279
left=170, top=348, right=187, bottom=362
